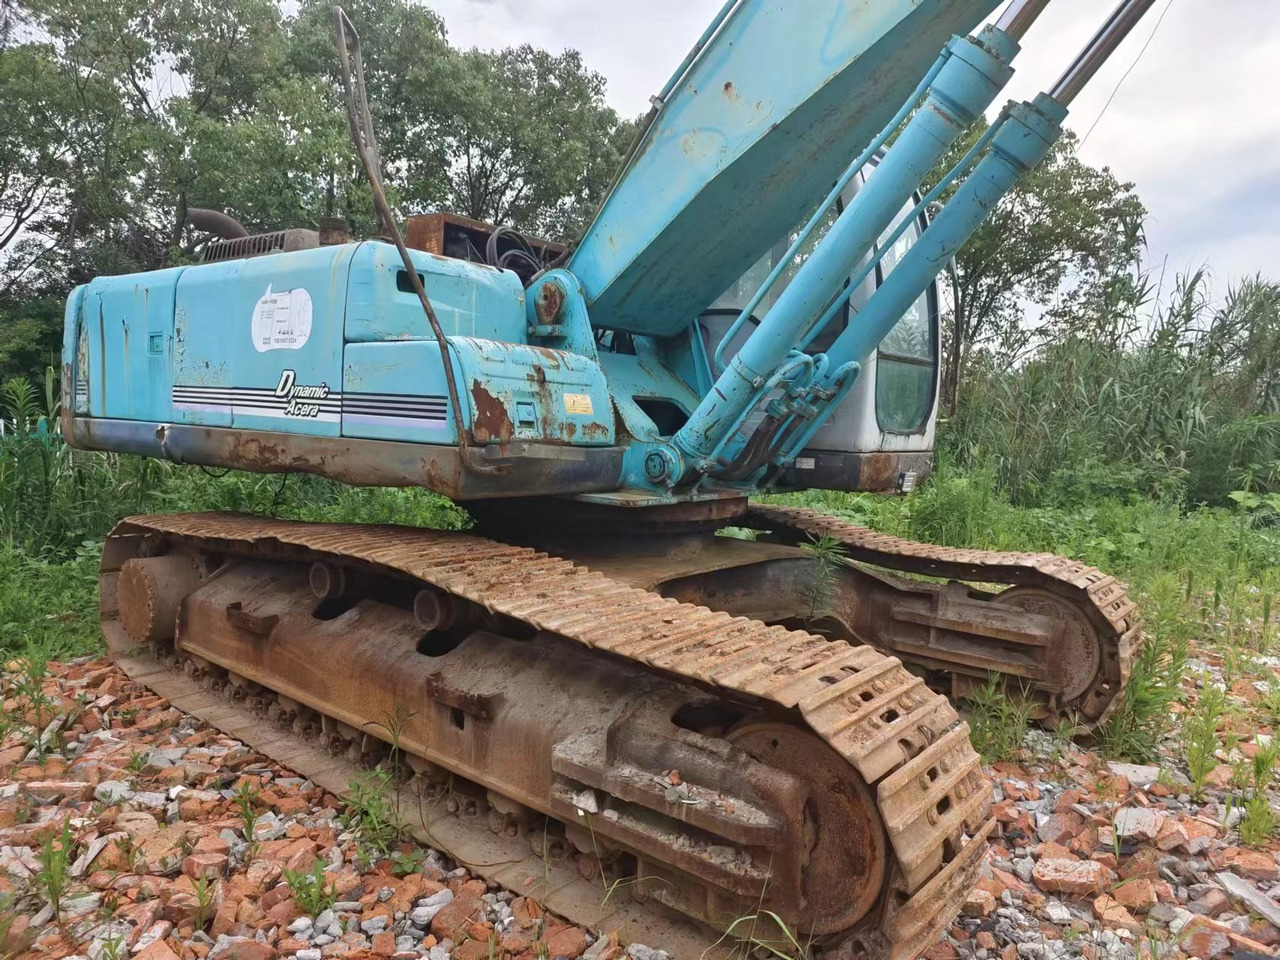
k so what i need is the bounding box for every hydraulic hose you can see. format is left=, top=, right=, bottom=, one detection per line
left=332, top=6, right=503, bottom=476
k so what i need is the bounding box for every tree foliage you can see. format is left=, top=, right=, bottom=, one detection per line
left=0, top=0, right=633, bottom=379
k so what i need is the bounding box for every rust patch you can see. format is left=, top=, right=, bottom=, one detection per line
left=535, top=283, right=564, bottom=326
left=581, top=421, right=611, bottom=442
left=422, top=455, right=462, bottom=495
left=858, top=451, right=898, bottom=492
left=470, top=381, right=514, bottom=444
left=227, top=435, right=297, bottom=472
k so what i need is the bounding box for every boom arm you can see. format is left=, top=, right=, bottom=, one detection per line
left=567, top=0, right=1006, bottom=336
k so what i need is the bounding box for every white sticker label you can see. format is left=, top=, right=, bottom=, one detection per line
left=795, top=457, right=816, bottom=470
left=564, top=392, right=594, bottom=416
left=251, top=285, right=313, bottom=352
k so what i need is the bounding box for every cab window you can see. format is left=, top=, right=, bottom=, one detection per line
left=873, top=207, right=937, bottom=434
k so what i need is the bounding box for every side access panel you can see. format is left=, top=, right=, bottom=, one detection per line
left=342, top=339, right=615, bottom=448
left=78, top=268, right=186, bottom=422
left=344, top=242, right=527, bottom=342
left=171, top=245, right=357, bottom=435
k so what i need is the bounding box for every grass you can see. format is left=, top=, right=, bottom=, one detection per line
left=364, top=704, right=419, bottom=781
left=35, top=818, right=73, bottom=922
left=0, top=547, right=101, bottom=658
left=1234, top=739, right=1279, bottom=847
left=966, top=673, right=1034, bottom=763
left=284, top=860, right=337, bottom=916
left=798, top=534, right=844, bottom=621
left=1238, top=793, right=1277, bottom=847
left=389, top=847, right=426, bottom=877
left=1096, top=574, right=1188, bottom=762
left=193, top=875, right=217, bottom=931
left=344, top=770, right=406, bottom=860
left=1183, top=681, right=1225, bottom=801
left=232, top=782, right=261, bottom=842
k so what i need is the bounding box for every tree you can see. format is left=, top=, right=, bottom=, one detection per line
left=926, top=122, right=1147, bottom=414
left=0, top=0, right=638, bottom=382
left=0, top=43, right=76, bottom=275
left=444, top=44, right=634, bottom=239
left=286, top=0, right=458, bottom=226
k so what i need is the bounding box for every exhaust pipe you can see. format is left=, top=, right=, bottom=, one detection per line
left=187, top=207, right=249, bottom=240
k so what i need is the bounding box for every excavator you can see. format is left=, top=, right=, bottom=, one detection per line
left=62, top=1, right=1155, bottom=957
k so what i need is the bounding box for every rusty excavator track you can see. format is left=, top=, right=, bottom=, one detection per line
left=101, top=512, right=997, bottom=960
left=740, top=505, right=1140, bottom=730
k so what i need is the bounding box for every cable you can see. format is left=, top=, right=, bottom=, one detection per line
left=333, top=7, right=501, bottom=477
left=1079, top=0, right=1175, bottom=149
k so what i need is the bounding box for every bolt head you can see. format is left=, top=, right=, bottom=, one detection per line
left=643, top=450, right=669, bottom=482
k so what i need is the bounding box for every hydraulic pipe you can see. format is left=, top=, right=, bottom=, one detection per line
left=1051, top=0, right=1158, bottom=106
left=671, top=24, right=1025, bottom=474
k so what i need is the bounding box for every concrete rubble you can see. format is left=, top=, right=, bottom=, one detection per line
left=0, top=657, right=669, bottom=960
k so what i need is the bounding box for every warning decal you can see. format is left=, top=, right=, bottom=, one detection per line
left=251, top=285, right=314, bottom=352
left=563, top=392, right=594, bottom=415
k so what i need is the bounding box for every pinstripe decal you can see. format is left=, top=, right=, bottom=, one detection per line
left=172, top=384, right=449, bottom=424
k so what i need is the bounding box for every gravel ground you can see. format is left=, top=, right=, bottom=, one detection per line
left=1, top=650, right=1278, bottom=960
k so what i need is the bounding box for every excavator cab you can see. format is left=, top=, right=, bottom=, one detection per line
left=701, top=162, right=940, bottom=495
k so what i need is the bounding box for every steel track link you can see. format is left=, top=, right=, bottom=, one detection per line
left=741, top=504, right=1140, bottom=727
left=100, top=512, right=995, bottom=960
left=109, top=650, right=725, bottom=960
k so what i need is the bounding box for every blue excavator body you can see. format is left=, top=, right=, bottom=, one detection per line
left=61, top=0, right=1136, bottom=510
left=61, top=0, right=1018, bottom=503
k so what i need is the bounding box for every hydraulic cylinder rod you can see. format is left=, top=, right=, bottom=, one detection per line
left=1051, top=0, right=1158, bottom=106
left=783, top=0, right=1160, bottom=466
left=671, top=23, right=1029, bottom=474
left=995, top=0, right=1053, bottom=42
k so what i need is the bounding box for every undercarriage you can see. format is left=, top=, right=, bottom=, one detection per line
left=98, top=500, right=1135, bottom=959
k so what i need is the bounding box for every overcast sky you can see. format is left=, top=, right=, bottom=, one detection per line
left=419, top=0, right=1277, bottom=301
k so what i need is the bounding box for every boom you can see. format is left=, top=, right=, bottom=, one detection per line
left=568, top=0, right=1004, bottom=336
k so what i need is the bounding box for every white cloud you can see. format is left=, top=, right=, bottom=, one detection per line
left=422, top=0, right=1278, bottom=292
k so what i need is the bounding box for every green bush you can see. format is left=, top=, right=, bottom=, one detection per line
left=0, top=371, right=469, bottom=656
